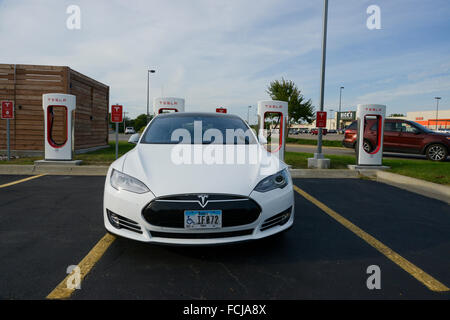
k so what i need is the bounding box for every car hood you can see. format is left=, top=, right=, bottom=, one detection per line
left=120, top=144, right=286, bottom=197
left=431, top=132, right=450, bottom=137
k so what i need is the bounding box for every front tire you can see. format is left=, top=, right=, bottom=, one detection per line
left=426, top=144, right=448, bottom=161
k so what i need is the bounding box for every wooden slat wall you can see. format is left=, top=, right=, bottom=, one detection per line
left=0, top=64, right=109, bottom=152
left=69, top=69, right=109, bottom=149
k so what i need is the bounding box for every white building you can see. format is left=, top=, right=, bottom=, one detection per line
left=406, top=109, right=450, bottom=129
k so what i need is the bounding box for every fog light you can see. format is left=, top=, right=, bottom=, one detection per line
left=280, top=211, right=291, bottom=225
left=107, top=210, right=122, bottom=229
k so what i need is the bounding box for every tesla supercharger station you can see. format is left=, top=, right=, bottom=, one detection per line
left=355, top=104, right=386, bottom=167
left=153, top=97, right=185, bottom=114
left=257, top=100, right=288, bottom=162
left=42, top=93, right=76, bottom=161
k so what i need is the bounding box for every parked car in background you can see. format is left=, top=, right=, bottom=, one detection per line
left=328, top=129, right=338, bottom=134
left=310, top=128, right=327, bottom=135
left=342, top=119, right=450, bottom=161
left=125, top=127, right=136, bottom=134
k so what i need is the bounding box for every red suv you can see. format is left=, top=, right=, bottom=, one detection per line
left=342, top=119, right=450, bottom=161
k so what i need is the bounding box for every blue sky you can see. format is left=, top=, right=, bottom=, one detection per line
left=1, top=0, right=449, bottom=122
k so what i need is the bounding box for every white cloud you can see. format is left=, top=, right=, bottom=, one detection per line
left=357, top=75, right=450, bottom=102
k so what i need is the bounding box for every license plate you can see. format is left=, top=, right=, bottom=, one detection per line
left=184, top=210, right=222, bottom=229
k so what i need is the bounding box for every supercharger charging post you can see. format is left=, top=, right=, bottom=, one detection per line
left=153, top=97, right=185, bottom=114
left=349, top=104, right=389, bottom=170
left=37, top=94, right=79, bottom=165
left=111, top=104, right=123, bottom=160
left=257, top=100, right=288, bottom=162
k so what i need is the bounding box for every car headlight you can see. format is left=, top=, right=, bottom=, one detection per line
left=110, top=169, right=150, bottom=194
left=254, top=168, right=289, bottom=193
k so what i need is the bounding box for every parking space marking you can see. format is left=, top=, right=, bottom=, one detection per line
left=0, top=174, right=47, bottom=189
left=0, top=173, right=46, bottom=189
left=47, top=233, right=116, bottom=300
left=293, top=184, right=450, bottom=292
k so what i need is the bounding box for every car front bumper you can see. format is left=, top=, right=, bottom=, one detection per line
left=103, top=173, right=295, bottom=245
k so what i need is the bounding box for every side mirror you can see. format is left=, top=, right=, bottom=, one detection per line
left=128, top=133, right=141, bottom=144
left=258, top=134, right=267, bottom=145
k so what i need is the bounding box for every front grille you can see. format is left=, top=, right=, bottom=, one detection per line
left=260, top=207, right=292, bottom=231
left=150, top=229, right=254, bottom=239
left=107, top=209, right=143, bottom=234
left=142, top=194, right=261, bottom=228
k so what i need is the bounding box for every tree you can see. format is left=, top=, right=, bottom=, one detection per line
left=266, top=78, right=314, bottom=125
left=134, top=114, right=152, bottom=133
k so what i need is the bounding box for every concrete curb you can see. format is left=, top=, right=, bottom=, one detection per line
left=376, top=170, right=450, bottom=204
left=0, top=165, right=108, bottom=176
left=289, top=169, right=359, bottom=179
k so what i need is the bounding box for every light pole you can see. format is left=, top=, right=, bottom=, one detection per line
left=434, top=97, right=441, bottom=130
left=247, top=105, right=252, bottom=124
left=308, top=0, right=330, bottom=169
left=338, top=86, right=344, bottom=130
left=147, top=69, right=156, bottom=122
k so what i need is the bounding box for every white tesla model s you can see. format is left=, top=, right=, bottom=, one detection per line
left=103, top=112, right=294, bottom=245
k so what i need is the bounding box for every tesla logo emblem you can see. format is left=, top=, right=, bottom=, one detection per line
left=197, top=194, right=209, bottom=208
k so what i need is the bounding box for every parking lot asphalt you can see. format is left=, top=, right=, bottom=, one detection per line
left=0, top=175, right=106, bottom=299
left=0, top=175, right=30, bottom=185
left=0, top=175, right=449, bottom=299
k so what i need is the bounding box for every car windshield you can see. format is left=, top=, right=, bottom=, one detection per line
left=141, top=114, right=257, bottom=144
left=410, top=121, right=432, bottom=133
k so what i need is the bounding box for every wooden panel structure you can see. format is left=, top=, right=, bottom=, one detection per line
left=0, top=64, right=109, bottom=153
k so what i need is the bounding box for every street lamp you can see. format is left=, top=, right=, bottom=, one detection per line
left=147, top=69, right=156, bottom=121
left=247, top=105, right=252, bottom=124
left=434, top=97, right=441, bottom=130
left=338, top=86, right=344, bottom=130
left=309, top=0, right=330, bottom=169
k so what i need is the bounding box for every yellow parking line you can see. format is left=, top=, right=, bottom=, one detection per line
left=0, top=174, right=47, bottom=189
left=293, top=185, right=449, bottom=292
left=47, top=233, right=116, bottom=300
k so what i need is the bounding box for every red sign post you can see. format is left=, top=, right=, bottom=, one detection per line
left=111, top=105, right=123, bottom=123
left=216, top=107, right=227, bottom=114
left=316, top=111, right=327, bottom=128
left=111, top=105, right=123, bottom=159
left=1, top=101, right=14, bottom=119
left=1, top=101, right=14, bottom=161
